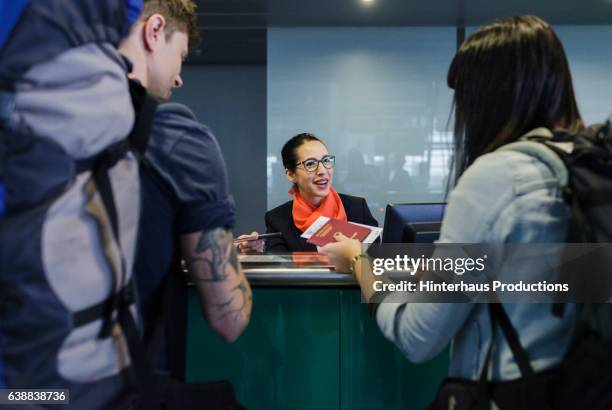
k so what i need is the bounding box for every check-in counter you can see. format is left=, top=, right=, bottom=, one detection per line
left=184, top=253, right=448, bottom=410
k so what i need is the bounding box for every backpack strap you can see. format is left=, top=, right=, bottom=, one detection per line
left=117, top=288, right=161, bottom=409
left=495, top=134, right=569, bottom=190
left=496, top=131, right=572, bottom=318
left=72, top=80, right=158, bottom=336
left=128, top=79, right=157, bottom=156
left=82, top=169, right=128, bottom=338
left=74, top=79, right=157, bottom=173
left=479, top=303, right=538, bottom=385
left=489, top=304, right=536, bottom=380
left=479, top=304, right=497, bottom=384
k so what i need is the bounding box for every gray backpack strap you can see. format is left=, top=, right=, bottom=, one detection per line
left=73, top=79, right=158, bottom=337
left=496, top=128, right=569, bottom=189
left=496, top=129, right=572, bottom=318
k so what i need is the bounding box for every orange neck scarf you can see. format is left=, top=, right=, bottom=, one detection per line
left=290, top=187, right=347, bottom=232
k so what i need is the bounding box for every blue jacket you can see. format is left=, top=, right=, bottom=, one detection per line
left=376, top=128, right=576, bottom=381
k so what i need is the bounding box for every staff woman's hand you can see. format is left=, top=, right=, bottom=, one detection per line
left=319, top=232, right=362, bottom=273
left=236, top=231, right=265, bottom=253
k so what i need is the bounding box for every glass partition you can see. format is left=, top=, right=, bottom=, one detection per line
left=267, top=27, right=456, bottom=224
left=465, top=24, right=612, bottom=125
left=556, top=26, right=612, bottom=124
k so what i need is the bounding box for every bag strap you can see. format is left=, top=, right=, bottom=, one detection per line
left=73, top=81, right=158, bottom=338
left=496, top=137, right=569, bottom=190
left=83, top=166, right=128, bottom=338
left=74, top=79, right=157, bottom=174
left=88, top=82, right=163, bottom=406
left=94, top=83, right=157, bottom=338
left=479, top=304, right=497, bottom=384
left=114, top=250, right=183, bottom=408
left=128, top=79, right=157, bottom=156
left=496, top=134, right=574, bottom=318
left=489, top=304, right=536, bottom=380
left=117, top=291, right=162, bottom=409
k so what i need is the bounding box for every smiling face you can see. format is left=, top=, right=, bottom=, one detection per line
left=286, top=140, right=334, bottom=207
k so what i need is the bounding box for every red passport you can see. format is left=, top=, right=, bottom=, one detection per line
left=306, top=218, right=372, bottom=246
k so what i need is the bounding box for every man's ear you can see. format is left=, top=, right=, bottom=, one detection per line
left=285, top=168, right=296, bottom=183
left=142, top=14, right=167, bottom=52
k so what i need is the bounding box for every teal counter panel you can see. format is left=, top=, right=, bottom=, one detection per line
left=186, top=288, right=448, bottom=409
left=186, top=288, right=340, bottom=410
left=339, top=290, right=448, bottom=410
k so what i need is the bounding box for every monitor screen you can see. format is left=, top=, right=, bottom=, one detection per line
left=382, top=203, right=446, bottom=243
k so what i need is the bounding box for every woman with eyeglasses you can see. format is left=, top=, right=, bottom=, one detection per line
left=239, top=132, right=378, bottom=252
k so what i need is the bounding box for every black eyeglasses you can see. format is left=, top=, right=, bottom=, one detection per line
left=296, top=155, right=336, bottom=172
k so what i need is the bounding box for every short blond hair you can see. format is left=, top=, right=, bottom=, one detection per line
left=141, top=0, right=200, bottom=50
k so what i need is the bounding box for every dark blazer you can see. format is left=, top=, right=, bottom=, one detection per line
left=265, top=193, right=378, bottom=252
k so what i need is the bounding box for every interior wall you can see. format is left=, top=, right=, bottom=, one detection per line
left=172, top=65, right=267, bottom=235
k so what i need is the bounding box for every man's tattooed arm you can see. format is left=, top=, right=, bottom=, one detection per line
left=181, top=228, right=253, bottom=342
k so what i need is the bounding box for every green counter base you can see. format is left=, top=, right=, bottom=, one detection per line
left=187, top=288, right=448, bottom=410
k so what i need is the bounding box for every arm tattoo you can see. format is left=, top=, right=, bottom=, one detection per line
left=216, top=278, right=252, bottom=323
left=185, top=228, right=234, bottom=282
left=184, top=227, right=252, bottom=324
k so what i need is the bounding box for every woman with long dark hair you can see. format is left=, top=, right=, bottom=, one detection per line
left=448, top=15, right=582, bottom=178
left=321, top=15, right=583, bottom=402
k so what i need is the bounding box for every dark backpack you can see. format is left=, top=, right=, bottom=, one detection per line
left=527, top=123, right=612, bottom=243
left=0, top=1, right=160, bottom=407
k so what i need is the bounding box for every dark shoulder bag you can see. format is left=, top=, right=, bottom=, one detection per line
left=428, top=304, right=612, bottom=410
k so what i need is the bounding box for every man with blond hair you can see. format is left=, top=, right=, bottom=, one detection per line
left=118, top=0, right=252, bottom=388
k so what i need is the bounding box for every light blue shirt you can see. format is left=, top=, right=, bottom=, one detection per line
left=376, top=130, right=576, bottom=380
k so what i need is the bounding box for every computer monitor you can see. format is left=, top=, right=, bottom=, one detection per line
left=382, top=203, right=446, bottom=243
